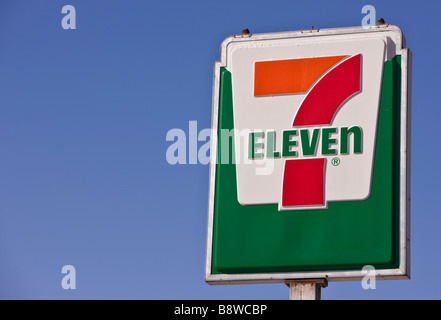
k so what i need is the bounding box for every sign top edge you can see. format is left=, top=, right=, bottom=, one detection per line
left=219, top=25, right=405, bottom=63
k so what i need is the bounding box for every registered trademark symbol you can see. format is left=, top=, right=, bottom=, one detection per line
left=331, top=157, right=341, bottom=166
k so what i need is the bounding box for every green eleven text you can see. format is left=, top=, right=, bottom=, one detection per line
left=248, top=126, right=363, bottom=159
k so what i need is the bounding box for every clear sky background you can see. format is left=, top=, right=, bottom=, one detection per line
left=0, top=0, right=437, bottom=300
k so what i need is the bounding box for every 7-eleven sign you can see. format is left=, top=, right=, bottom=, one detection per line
left=253, top=54, right=362, bottom=210
left=206, top=25, right=411, bottom=284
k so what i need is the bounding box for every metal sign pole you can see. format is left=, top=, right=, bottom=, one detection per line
left=285, top=279, right=328, bottom=300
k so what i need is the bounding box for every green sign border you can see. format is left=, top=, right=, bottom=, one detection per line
left=210, top=56, right=402, bottom=275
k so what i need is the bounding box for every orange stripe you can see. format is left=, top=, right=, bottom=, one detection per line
left=254, top=55, right=347, bottom=96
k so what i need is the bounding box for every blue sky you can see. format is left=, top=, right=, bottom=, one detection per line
left=0, top=0, right=438, bottom=299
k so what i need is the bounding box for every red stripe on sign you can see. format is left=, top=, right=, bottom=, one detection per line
left=282, top=158, right=325, bottom=207
left=293, top=54, right=361, bottom=126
